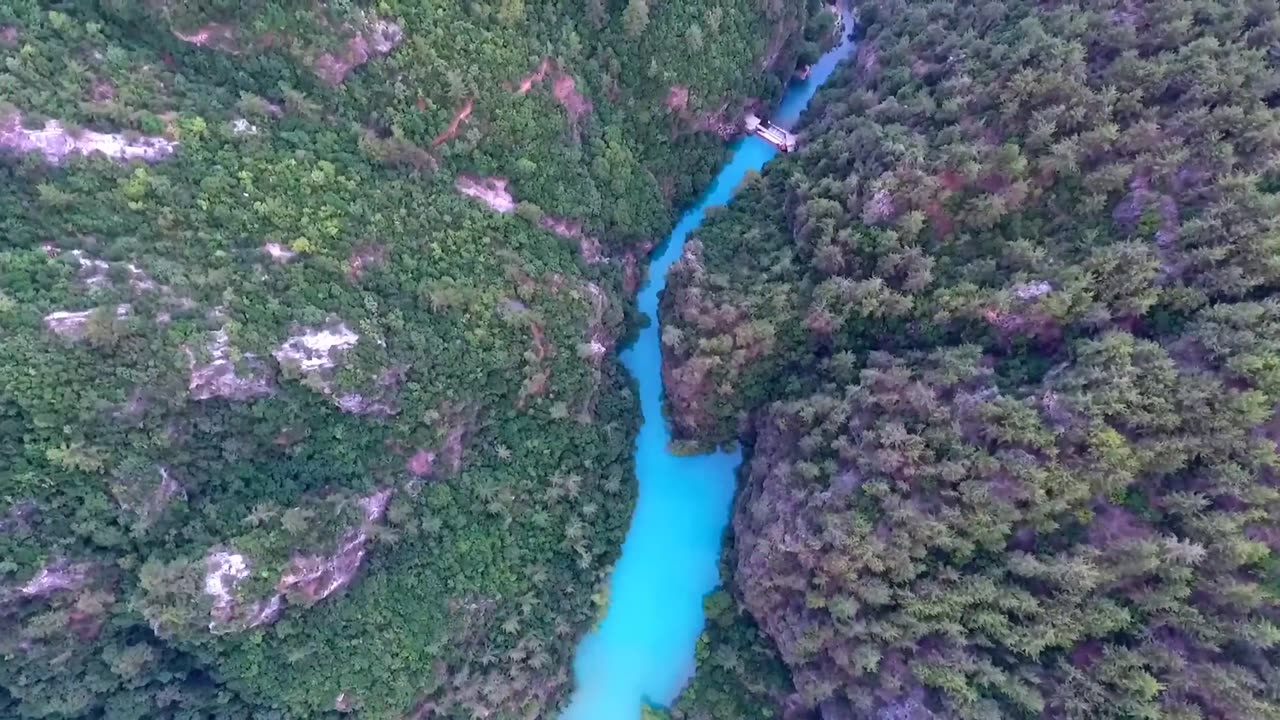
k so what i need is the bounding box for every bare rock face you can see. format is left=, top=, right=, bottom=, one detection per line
left=277, top=489, right=391, bottom=606
left=456, top=175, right=516, bottom=213
left=273, top=320, right=406, bottom=416
left=49, top=248, right=162, bottom=295
left=274, top=322, right=359, bottom=375
left=43, top=305, right=130, bottom=340
left=1, top=113, right=177, bottom=164
left=175, top=14, right=401, bottom=86
left=201, top=490, right=392, bottom=633
left=203, top=550, right=282, bottom=632
left=230, top=118, right=259, bottom=136
left=1011, top=280, right=1052, bottom=301
left=334, top=370, right=402, bottom=417
left=187, top=328, right=275, bottom=401
left=262, top=242, right=296, bottom=263
left=22, top=560, right=93, bottom=598
left=311, top=19, right=403, bottom=85
left=204, top=550, right=249, bottom=620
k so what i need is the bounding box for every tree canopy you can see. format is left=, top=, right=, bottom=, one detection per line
left=664, top=0, right=1280, bottom=717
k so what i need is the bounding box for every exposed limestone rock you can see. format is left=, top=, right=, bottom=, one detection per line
left=187, top=327, right=275, bottom=401
left=202, top=490, right=392, bottom=633
left=203, top=550, right=281, bottom=632
left=262, top=242, right=296, bottom=263
left=230, top=118, right=259, bottom=135
left=204, top=551, right=249, bottom=619
left=53, top=248, right=161, bottom=294
left=175, top=15, right=401, bottom=86
left=274, top=322, right=359, bottom=374
left=278, top=489, right=390, bottom=606
left=273, top=320, right=406, bottom=416
left=335, top=393, right=395, bottom=416
left=43, top=305, right=130, bottom=340
left=456, top=175, right=516, bottom=213
left=1, top=113, right=176, bottom=164
left=68, top=250, right=111, bottom=289
left=22, top=560, right=92, bottom=598
left=311, top=19, right=403, bottom=86
left=1011, top=280, right=1053, bottom=300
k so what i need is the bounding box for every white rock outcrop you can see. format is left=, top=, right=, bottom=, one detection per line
left=201, top=489, right=392, bottom=633
left=274, top=323, right=360, bottom=373
left=1, top=114, right=177, bottom=164
left=43, top=305, right=130, bottom=340
left=456, top=175, right=516, bottom=213
left=187, top=328, right=275, bottom=401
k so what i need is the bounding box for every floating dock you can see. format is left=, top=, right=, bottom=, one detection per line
left=743, top=113, right=798, bottom=152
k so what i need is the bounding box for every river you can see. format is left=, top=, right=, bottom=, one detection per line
left=562, top=11, right=857, bottom=720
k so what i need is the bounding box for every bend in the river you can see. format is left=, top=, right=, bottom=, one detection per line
left=562, top=11, right=858, bottom=720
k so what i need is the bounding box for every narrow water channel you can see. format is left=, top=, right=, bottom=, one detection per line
left=563, top=12, right=857, bottom=720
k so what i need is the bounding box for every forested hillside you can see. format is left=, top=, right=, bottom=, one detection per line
left=663, top=0, right=1280, bottom=717
left=0, top=0, right=824, bottom=717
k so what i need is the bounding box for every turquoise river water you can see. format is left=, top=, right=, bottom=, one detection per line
left=563, top=14, right=857, bottom=720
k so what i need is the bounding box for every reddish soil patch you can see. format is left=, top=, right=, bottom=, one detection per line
left=173, top=23, right=242, bottom=54
left=552, top=73, right=591, bottom=120
left=513, top=58, right=592, bottom=121
left=407, top=449, right=435, bottom=477
left=345, top=244, right=386, bottom=281
left=515, top=58, right=553, bottom=95
left=665, top=85, right=691, bottom=113
left=431, top=97, right=474, bottom=148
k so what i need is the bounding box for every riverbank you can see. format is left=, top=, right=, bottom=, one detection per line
left=560, top=7, right=858, bottom=718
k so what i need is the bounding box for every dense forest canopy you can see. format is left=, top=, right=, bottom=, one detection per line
left=0, top=0, right=825, bottom=717
left=661, top=0, right=1280, bottom=718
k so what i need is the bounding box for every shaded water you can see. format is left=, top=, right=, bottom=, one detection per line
left=563, top=13, right=857, bottom=720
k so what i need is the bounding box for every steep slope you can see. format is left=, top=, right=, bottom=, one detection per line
left=0, top=0, right=821, bottom=717
left=663, top=0, right=1280, bottom=717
